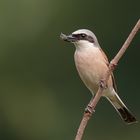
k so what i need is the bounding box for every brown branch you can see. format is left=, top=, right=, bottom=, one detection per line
left=75, top=19, right=140, bottom=140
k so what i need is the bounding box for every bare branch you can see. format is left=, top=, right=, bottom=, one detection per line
left=75, top=19, right=140, bottom=140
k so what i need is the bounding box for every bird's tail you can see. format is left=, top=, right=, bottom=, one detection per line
left=106, top=92, right=137, bottom=124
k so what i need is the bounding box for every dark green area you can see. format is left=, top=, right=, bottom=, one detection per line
left=0, top=0, right=140, bottom=140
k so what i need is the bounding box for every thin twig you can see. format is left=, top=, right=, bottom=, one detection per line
left=75, top=19, right=140, bottom=140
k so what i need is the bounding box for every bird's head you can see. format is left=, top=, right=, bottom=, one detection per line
left=60, top=29, right=100, bottom=49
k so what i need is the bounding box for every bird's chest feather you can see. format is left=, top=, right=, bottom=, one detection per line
left=74, top=48, right=107, bottom=92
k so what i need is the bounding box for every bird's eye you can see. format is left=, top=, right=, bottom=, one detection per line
left=80, top=33, right=86, bottom=38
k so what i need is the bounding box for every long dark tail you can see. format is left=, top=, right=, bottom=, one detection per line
left=107, top=92, right=137, bottom=124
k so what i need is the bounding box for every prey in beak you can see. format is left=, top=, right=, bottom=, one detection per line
left=60, top=33, right=77, bottom=42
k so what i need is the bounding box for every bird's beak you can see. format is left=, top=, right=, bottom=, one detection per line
left=60, top=33, right=76, bottom=42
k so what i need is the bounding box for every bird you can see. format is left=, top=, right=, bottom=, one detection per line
left=60, top=29, right=137, bottom=124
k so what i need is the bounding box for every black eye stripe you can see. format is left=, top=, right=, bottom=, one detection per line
left=72, top=33, right=86, bottom=38
left=72, top=34, right=94, bottom=43
left=87, top=35, right=94, bottom=43
left=80, top=33, right=86, bottom=37
left=72, top=34, right=83, bottom=37
left=72, top=34, right=79, bottom=37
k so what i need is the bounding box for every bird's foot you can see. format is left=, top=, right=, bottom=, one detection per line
left=99, top=79, right=107, bottom=89
left=85, top=105, right=95, bottom=114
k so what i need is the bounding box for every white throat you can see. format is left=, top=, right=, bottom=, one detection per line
left=74, top=40, right=97, bottom=51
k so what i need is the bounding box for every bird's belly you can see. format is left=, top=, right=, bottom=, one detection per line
left=76, top=62, right=100, bottom=93
left=74, top=53, right=106, bottom=94
left=74, top=47, right=113, bottom=96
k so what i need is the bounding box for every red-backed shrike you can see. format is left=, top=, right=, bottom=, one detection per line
left=60, top=29, right=137, bottom=124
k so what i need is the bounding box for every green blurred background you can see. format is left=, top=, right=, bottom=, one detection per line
left=0, top=0, right=140, bottom=140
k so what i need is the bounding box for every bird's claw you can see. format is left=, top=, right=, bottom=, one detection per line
left=99, top=79, right=107, bottom=89
left=85, top=105, right=95, bottom=114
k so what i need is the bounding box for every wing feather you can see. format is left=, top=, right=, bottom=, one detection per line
left=99, top=47, right=117, bottom=92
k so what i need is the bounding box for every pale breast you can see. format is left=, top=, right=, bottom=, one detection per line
left=74, top=47, right=109, bottom=94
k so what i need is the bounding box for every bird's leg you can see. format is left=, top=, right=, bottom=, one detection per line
left=99, top=79, right=107, bottom=89
left=85, top=78, right=108, bottom=114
